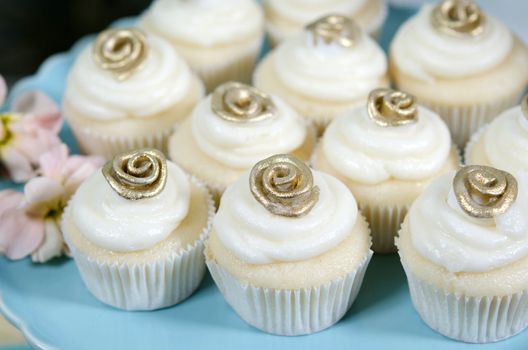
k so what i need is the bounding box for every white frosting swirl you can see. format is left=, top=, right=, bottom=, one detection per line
left=391, top=5, right=513, bottom=81
left=65, top=34, right=192, bottom=121
left=481, top=106, right=528, bottom=174
left=322, top=105, right=451, bottom=184
left=214, top=170, right=358, bottom=264
left=192, top=95, right=307, bottom=169
left=409, top=171, right=528, bottom=273
left=140, top=0, right=263, bottom=46
left=70, top=162, right=190, bottom=252
left=273, top=32, right=387, bottom=102
left=267, top=0, right=368, bottom=26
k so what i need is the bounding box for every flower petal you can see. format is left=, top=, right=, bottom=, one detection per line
left=36, top=143, right=68, bottom=179
left=31, top=217, right=64, bottom=263
left=0, top=190, right=44, bottom=260
left=1, top=146, right=36, bottom=183
left=12, top=91, right=62, bottom=133
left=23, top=177, right=63, bottom=216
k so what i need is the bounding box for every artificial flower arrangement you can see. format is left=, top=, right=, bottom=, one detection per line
left=0, top=75, right=104, bottom=263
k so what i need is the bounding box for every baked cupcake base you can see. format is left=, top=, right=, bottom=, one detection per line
left=205, top=214, right=372, bottom=335
left=312, top=143, right=461, bottom=253
left=64, top=76, right=204, bottom=159
left=62, top=176, right=215, bottom=311
left=168, top=118, right=317, bottom=203
left=391, top=39, right=528, bottom=148
left=397, top=219, right=528, bottom=343
left=253, top=54, right=389, bottom=134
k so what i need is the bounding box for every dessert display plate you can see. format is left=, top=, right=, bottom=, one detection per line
left=1, top=9, right=528, bottom=350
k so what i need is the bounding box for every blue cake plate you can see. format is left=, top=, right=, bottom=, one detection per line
left=1, top=9, right=527, bottom=350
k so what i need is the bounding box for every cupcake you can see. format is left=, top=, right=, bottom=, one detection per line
left=466, top=95, right=528, bottom=173
left=63, top=28, right=204, bottom=159
left=205, top=154, right=372, bottom=335
left=139, top=0, right=264, bottom=92
left=313, top=88, right=460, bottom=253
left=264, top=0, right=387, bottom=47
left=168, top=82, right=315, bottom=202
left=390, top=0, right=528, bottom=147
left=397, top=165, right=528, bottom=343
left=62, top=148, right=214, bottom=310
left=254, top=14, right=388, bottom=134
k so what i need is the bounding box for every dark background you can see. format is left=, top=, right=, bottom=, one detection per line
left=0, top=0, right=152, bottom=86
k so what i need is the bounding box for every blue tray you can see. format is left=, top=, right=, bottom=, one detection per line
left=1, top=8, right=527, bottom=350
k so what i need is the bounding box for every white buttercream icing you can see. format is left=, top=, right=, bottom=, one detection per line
left=191, top=95, right=307, bottom=169
left=140, top=0, right=263, bottom=46
left=409, top=171, right=528, bottom=273
left=481, top=106, right=528, bottom=174
left=267, top=0, right=366, bottom=23
left=65, top=34, right=192, bottom=121
left=214, top=170, right=358, bottom=264
left=321, top=105, right=451, bottom=184
left=70, top=162, right=190, bottom=252
left=273, top=31, right=387, bottom=102
left=391, top=5, right=513, bottom=82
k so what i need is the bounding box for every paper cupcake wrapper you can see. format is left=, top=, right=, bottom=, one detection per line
left=417, top=90, right=523, bottom=148
left=206, top=250, right=372, bottom=336
left=66, top=176, right=215, bottom=311
left=402, top=262, right=528, bottom=343
left=360, top=202, right=409, bottom=254
left=193, top=45, right=261, bottom=93
left=69, top=120, right=176, bottom=160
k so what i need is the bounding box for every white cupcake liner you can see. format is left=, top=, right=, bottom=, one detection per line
left=402, top=262, right=528, bottom=343
left=418, top=91, right=523, bottom=149
left=360, top=202, right=408, bottom=254
left=206, top=250, right=372, bottom=336
left=65, top=176, right=215, bottom=311
left=194, top=45, right=261, bottom=93
left=69, top=120, right=176, bottom=160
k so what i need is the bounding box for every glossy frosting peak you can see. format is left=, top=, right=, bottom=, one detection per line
left=273, top=31, right=387, bottom=102
left=409, top=172, right=528, bottom=273
left=191, top=95, right=307, bottom=169
left=321, top=105, right=451, bottom=184
left=70, top=162, right=190, bottom=252
left=481, top=106, right=528, bottom=174
left=213, top=171, right=358, bottom=264
left=391, top=5, right=512, bottom=81
left=65, top=34, right=192, bottom=121
left=140, top=0, right=263, bottom=46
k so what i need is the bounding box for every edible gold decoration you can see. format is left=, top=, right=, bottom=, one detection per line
left=211, top=82, right=276, bottom=123
left=431, top=0, right=485, bottom=37
left=249, top=154, right=319, bottom=217
left=102, top=148, right=167, bottom=200
left=453, top=165, right=517, bottom=219
left=522, top=95, right=528, bottom=118
left=305, top=14, right=360, bottom=48
left=93, top=28, right=148, bottom=81
left=367, top=88, right=418, bottom=127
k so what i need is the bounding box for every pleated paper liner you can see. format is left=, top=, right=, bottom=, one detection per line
left=402, top=262, right=528, bottom=343
left=63, top=176, right=215, bottom=311
left=206, top=250, right=372, bottom=336
left=417, top=90, right=524, bottom=149
left=69, top=120, right=175, bottom=160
